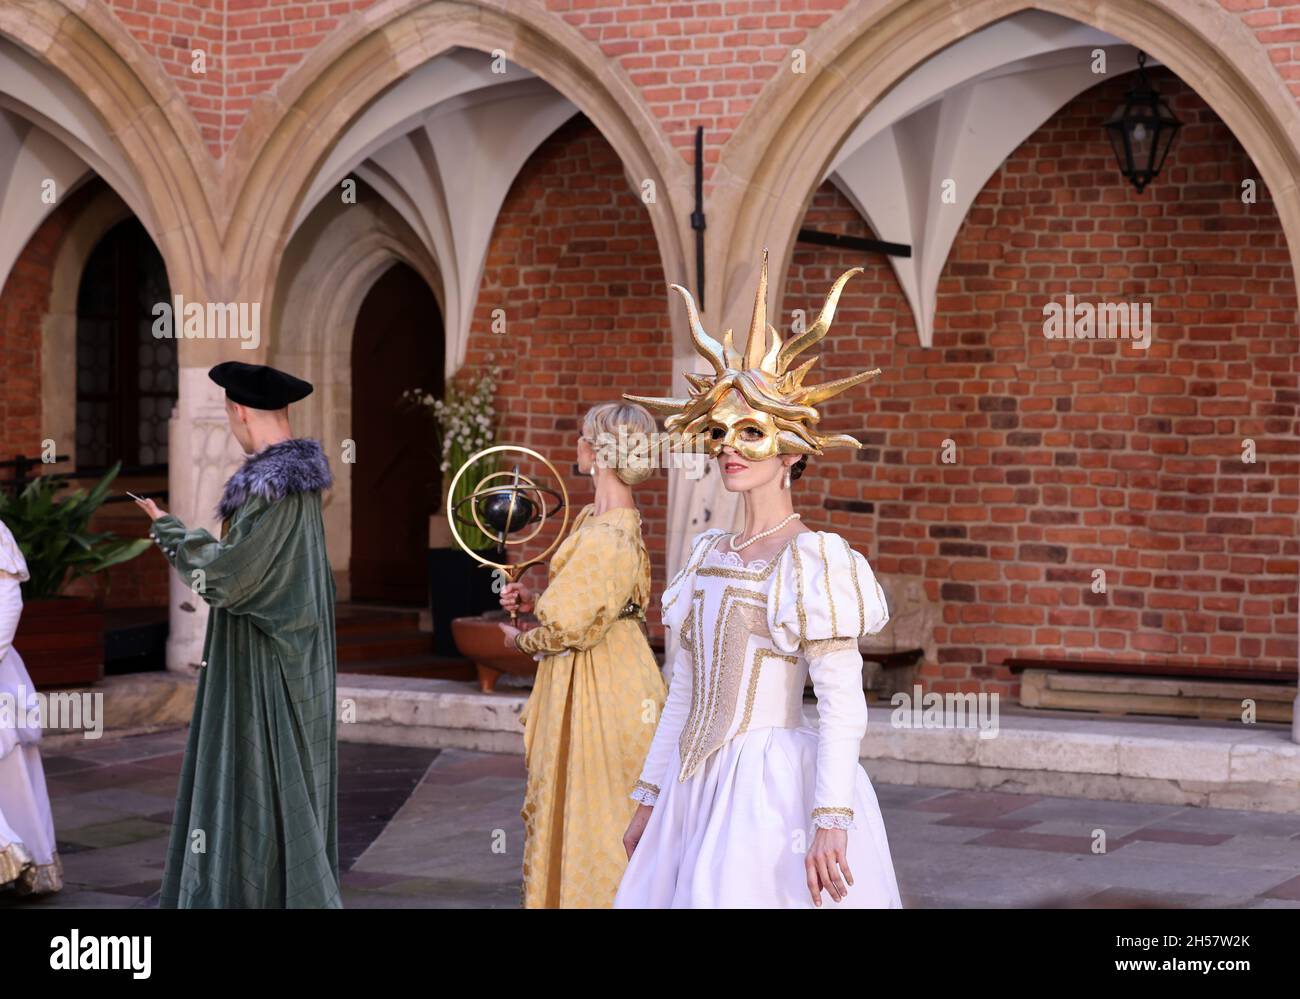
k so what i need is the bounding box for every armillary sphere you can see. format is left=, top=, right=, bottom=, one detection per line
left=446, top=444, right=569, bottom=624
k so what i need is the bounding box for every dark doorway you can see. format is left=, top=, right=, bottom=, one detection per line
left=75, top=217, right=175, bottom=472
left=350, top=262, right=444, bottom=604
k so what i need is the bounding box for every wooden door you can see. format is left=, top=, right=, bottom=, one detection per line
left=350, top=263, right=444, bottom=604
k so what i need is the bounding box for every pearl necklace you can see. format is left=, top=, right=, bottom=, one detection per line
left=730, top=512, right=801, bottom=552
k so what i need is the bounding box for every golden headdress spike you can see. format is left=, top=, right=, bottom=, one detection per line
left=669, top=283, right=726, bottom=376
left=622, top=391, right=693, bottom=415
left=776, top=265, right=863, bottom=376
left=797, top=368, right=883, bottom=407
left=721, top=329, right=742, bottom=369
left=745, top=248, right=770, bottom=369
left=623, top=249, right=883, bottom=458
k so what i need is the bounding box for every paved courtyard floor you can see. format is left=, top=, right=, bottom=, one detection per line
left=4, top=728, right=1300, bottom=908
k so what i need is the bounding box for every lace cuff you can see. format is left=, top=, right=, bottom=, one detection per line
left=630, top=779, right=660, bottom=806
left=812, top=806, right=856, bottom=831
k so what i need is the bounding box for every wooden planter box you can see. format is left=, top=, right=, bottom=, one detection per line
left=14, top=597, right=105, bottom=689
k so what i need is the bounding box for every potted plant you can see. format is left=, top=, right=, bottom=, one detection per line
left=403, top=365, right=505, bottom=655
left=0, top=462, right=152, bottom=687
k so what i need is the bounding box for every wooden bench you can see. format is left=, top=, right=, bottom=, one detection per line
left=1006, top=657, right=1297, bottom=724
left=862, top=649, right=925, bottom=670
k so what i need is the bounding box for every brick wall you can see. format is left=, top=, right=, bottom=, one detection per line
left=222, top=0, right=377, bottom=151
left=462, top=114, right=673, bottom=634
left=0, top=179, right=170, bottom=609
left=105, top=0, right=377, bottom=155
left=549, top=0, right=846, bottom=163
left=97, top=0, right=1300, bottom=165
left=0, top=181, right=96, bottom=464
left=101, top=0, right=851, bottom=161
left=1228, top=0, right=1300, bottom=99
left=781, top=69, right=1298, bottom=694
left=107, top=0, right=226, bottom=154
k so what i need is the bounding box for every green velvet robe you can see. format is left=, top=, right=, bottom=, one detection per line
left=153, top=445, right=340, bottom=908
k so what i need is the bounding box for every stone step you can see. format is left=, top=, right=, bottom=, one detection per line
left=336, top=654, right=475, bottom=682
left=336, top=632, right=431, bottom=661
left=334, top=608, right=422, bottom=636
left=337, top=673, right=527, bottom=754
left=334, top=675, right=1300, bottom=814
left=44, top=673, right=1300, bottom=816
left=862, top=703, right=1300, bottom=814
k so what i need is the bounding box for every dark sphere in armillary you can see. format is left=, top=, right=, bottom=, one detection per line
left=481, top=487, right=536, bottom=534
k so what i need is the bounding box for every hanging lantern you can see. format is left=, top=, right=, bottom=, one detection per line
left=1103, top=52, right=1183, bottom=193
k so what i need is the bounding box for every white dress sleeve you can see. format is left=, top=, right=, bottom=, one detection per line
left=629, top=527, right=725, bottom=805
left=0, top=574, right=22, bottom=667
left=631, top=644, right=693, bottom=805
left=0, top=520, right=29, bottom=582
left=767, top=531, right=889, bottom=830
left=0, top=521, right=28, bottom=667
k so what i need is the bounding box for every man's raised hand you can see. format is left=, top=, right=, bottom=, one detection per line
left=130, top=494, right=166, bottom=521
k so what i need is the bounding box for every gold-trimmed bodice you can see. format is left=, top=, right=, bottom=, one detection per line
left=674, top=534, right=810, bottom=781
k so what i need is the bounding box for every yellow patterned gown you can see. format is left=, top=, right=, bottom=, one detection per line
left=513, top=503, right=666, bottom=908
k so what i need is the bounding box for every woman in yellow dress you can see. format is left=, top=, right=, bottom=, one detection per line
left=496, top=401, right=666, bottom=908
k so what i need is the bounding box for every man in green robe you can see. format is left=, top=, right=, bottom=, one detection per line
left=134, top=362, right=340, bottom=908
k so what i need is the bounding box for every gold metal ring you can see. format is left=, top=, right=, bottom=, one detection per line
left=445, top=444, right=570, bottom=575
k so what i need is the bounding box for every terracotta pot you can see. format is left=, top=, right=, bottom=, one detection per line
left=451, top=611, right=541, bottom=694
left=14, top=596, right=105, bottom=689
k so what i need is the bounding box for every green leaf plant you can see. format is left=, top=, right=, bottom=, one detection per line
left=0, top=462, right=153, bottom=600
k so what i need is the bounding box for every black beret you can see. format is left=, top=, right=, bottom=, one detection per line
left=209, top=362, right=313, bottom=410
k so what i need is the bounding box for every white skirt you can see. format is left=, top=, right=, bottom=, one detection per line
left=615, top=726, right=902, bottom=908
left=0, top=647, right=62, bottom=894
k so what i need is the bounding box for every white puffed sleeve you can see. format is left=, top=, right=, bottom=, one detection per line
left=629, top=527, right=725, bottom=805
left=0, top=520, right=29, bottom=582
left=0, top=521, right=29, bottom=668
left=0, top=573, right=22, bottom=667
left=767, top=531, right=889, bottom=829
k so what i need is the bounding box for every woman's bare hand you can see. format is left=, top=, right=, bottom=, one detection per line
left=500, top=581, right=535, bottom=615
left=622, top=804, right=653, bottom=859
left=805, top=827, right=853, bottom=906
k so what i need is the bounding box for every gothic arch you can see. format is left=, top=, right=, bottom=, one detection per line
left=0, top=0, right=218, bottom=308
left=42, top=183, right=134, bottom=468
left=715, top=0, right=1300, bottom=333
left=711, top=0, right=1300, bottom=735
left=222, top=0, right=692, bottom=340
left=270, top=186, right=443, bottom=587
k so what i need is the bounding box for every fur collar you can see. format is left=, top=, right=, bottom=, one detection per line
left=217, top=438, right=333, bottom=519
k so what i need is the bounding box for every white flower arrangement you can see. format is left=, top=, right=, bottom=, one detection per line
left=403, top=365, right=500, bottom=550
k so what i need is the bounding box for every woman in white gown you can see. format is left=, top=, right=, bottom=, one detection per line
left=616, top=249, right=902, bottom=908
left=0, top=519, right=62, bottom=894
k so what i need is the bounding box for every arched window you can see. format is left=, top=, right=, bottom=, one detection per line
left=75, top=218, right=175, bottom=471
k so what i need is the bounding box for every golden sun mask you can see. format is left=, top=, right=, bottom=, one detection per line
left=703, top=390, right=782, bottom=461
left=625, top=248, right=882, bottom=461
